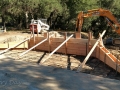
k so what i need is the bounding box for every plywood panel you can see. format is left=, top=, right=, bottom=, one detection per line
left=68, top=38, right=88, bottom=43
left=105, top=55, right=120, bottom=72
left=67, top=49, right=86, bottom=55
left=51, top=47, right=65, bottom=51
left=67, top=44, right=86, bottom=49
left=9, top=41, right=28, bottom=48
left=95, top=46, right=100, bottom=58
left=0, top=43, right=8, bottom=48
left=0, top=41, right=28, bottom=49
left=36, top=46, right=49, bottom=51
left=51, top=42, right=65, bottom=46
left=51, top=38, right=65, bottom=42
left=90, top=39, right=97, bottom=45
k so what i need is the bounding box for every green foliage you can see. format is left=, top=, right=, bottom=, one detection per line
left=0, top=0, right=120, bottom=37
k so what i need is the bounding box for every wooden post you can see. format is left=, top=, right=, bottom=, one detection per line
left=32, top=25, right=36, bottom=50
left=77, top=30, right=106, bottom=72
left=37, top=29, right=39, bottom=37
left=48, top=32, right=51, bottom=53
left=31, top=31, right=33, bottom=36
left=44, top=32, right=48, bottom=38
left=7, top=39, right=9, bottom=48
left=87, top=31, right=92, bottom=54
left=86, top=43, right=87, bottom=56
left=24, top=38, right=26, bottom=50
left=64, top=32, right=67, bottom=54
left=41, top=34, right=73, bottom=64
left=75, top=32, right=81, bottom=39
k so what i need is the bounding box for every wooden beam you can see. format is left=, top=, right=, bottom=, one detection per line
left=0, top=36, right=33, bottom=54
left=77, top=30, right=106, bottom=72
left=40, top=34, right=73, bottom=64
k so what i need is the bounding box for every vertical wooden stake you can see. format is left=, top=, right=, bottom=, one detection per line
left=75, top=32, right=81, bottom=39
left=27, top=39, right=29, bottom=49
left=24, top=38, right=25, bottom=50
left=55, top=32, right=57, bottom=37
left=87, top=31, right=92, bottom=54
left=44, top=32, right=48, bottom=38
left=32, top=25, right=36, bottom=50
left=37, top=29, right=38, bottom=37
left=86, top=43, right=87, bottom=56
left=31, top=31, right=32, bottom=37
left=48, top=32, right=51, bottom=53
left=64, top=32, right=67, bottom=54
left=44, top=32, right=51, bottom=53
left=7, top=39, right=9, bottom=48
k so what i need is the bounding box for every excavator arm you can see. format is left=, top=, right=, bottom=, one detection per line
left=76, top=8, right=120, bottom=34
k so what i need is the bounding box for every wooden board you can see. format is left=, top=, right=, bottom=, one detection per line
left=0, top=41, right=28, bottom=49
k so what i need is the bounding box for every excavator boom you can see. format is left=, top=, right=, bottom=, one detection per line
left=76, top=8, right=120, bottom=34
left=76, top=8, right=120, bottom=45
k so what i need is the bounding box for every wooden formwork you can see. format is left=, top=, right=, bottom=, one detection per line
left=28, top=34, right=96, bottom=56
left=0, top=31, right=120, bottom=73
left=0, top=41, right=28, bottom=50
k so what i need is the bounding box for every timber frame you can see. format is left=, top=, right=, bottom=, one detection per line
left=0, top=31, right=120, bottom=73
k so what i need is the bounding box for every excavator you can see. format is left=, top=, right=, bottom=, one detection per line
left=75, top=8, right=120, bottom=45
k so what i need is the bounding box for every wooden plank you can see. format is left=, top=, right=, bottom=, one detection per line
left=90, top=39, right=97, bottom=45
left=51, top=47, right=65, bottom=51
left=77, top=30, right=106, bottom=72
left=67, top=43, right=86, bottom=49
left=105, top=54, right=120, bottom=73
left=67, top=47, right=86, bottom=50
left=0, top=41, right=28, bottom=49
left=51, top=38, right=65, bottom=42
left=8, top=41, right=28, bottom=48
left=29, top=40, right=49, bottom=47
left=51, top=42, right=65, bottom=46
left=0, top=44, right=8, bottom=48
left=36, top=47, right=49, bottom=51
left=67, top=49, right=86, bottom=55
left=68, top=38, right=88, bottom=43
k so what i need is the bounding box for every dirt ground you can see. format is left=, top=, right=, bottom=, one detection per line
left=0, top=30, right=120, bottom=81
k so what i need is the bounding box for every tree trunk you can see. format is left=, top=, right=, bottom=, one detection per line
left=18, top=15, right=22, bottom=30
left=1, top=15, right=6, bottom=29
left=25, top=12, right=29, bottom=29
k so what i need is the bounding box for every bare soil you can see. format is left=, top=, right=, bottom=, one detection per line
left=0, top=31, right=120, bottom=80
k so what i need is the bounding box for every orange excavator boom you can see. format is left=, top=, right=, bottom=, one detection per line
left=76, top=8, right=120, bottom=34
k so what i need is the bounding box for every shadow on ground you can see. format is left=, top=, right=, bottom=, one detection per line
left=0, top=56, right=120, bottom=90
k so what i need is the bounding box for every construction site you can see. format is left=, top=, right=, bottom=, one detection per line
left=0, top=8, right=120, bottom=90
